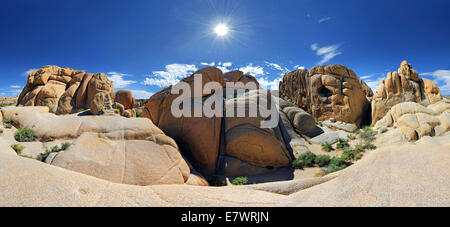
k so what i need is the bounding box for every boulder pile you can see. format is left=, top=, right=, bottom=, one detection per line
left=371, top=61, right=442, bottom=124
left=142, top=67, right=292, bottom=177
left=17, top=66, right=136, bottom=117
left=279, top=65, right=373, bottom=127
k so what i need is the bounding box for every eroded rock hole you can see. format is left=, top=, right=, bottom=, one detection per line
left=318, top=86, right=332, bottom=98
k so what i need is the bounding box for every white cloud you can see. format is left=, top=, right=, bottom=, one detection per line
left=265, top=62, right=290, bottom=75
left=257, top=76, right=283, bottom=90
left=421, top=70, right=450, bottom=92
left=293, top=65, right=306, bottom=70
left=318, top=17, right=332, bottom=24
left=360, top=73, right=385, bottom=91
left=24, top=68, right=37, bottom=76
left=239, top=64, right=265, bottom=76
left=108, top=72, right=137, bottom=89
left=10, top=89, right=22, bottom=96
left=130, top=90, right=154, bottom=99
left=142, top=64, right=198, bottom=87
left=311, top=43, right=342, bottom=65
left=217, top=62, right=233, bottom=73
left=10, top=85, right=21, bottom=89
left=200, top=62, right=215, bottom=66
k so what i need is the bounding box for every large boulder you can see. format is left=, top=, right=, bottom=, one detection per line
left=50, top=132, right=191, bottom=186
left=142, top=67, right=292, bottom=176
left=220, top=91, right=291, bottom=176
left=279, top=65, right=373, bottom=127
left=17, top=66, right=137, bottom=117
left=374, top=101, right=450, bottom=141
left=1, top=106, right=207, bottom=186
left=371, top=61, right=443, bottom=124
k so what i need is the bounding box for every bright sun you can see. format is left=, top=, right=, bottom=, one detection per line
left=214, top=24, right=229, bottom=37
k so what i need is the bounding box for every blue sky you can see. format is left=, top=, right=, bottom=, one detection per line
left=1, top=0, right=450, bottom=98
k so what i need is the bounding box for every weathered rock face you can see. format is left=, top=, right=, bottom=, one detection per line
left=223, top=71, right=260, bottom=90
left=142, top=67, right=291, bottom=176
left=374, top=101, right=450, bottom=141
left=17, top=66, right=136, bottom=117
left=1, top=106, right=208, bottom=186
left=371, top=61, right=443, bottom=124
left=89, top=92, right=113, bottom=115
left=279, top=65, right=373, bottom=127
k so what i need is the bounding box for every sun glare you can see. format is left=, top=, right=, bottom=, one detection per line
left=214, top=24, right=229, bottom=37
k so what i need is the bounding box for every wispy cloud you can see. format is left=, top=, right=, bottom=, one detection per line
left=130, top=90, right=154, bottom=99
left=10, top=85, right=21, bottom=89
left=311, top=43, right=342, bottom=65
left=421, top=70, right=450, bottom=92
left=318, top=17, right=332, bottom=24
left=108, top=72, right=137, bottom=89
left=142, top=64, right=198, bottom=87
left=200, top=62, right=215, bottom=66
left=360, top=73, right=385, bottom=91
left=239, top=64, right=265, bottom=76
left=217, top=62, right=233, bottom=73
left=293, top=65, right=306, bottom=70
left=23, top=68, right=37, bottom=76
left=265, top=62, right=290, bottom=75
left=257, top=76, right=282, bottom=90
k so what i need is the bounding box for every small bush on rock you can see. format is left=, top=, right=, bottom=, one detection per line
left=0, top=129, right=3, bottom=134
left=292, top=159, right=305, bottom=169
left=347, top=134, right=356, bottom=140
left=11, top=144, right=24, bottom=154
left=314, top=155, right=331, bottom=167
left=208, top=176, right=226, bottom=187
left=298, top=152, right=317, bottom=167
left=326, top=157, right=350, bottom=174
left=136, top=110, right=143, bottom=118
left=380, top=128, right=388, bottom=134
left=61, top=142, right=71, bottom=151
left=358, top=126, right=377, bottom=142
left=321, top=142, right=333, bottom=152
left=363, top=143, right=377, bottom=150
left=232, top=177, right=248, bottom=186
left=3, top=118, right=12, bottom=124
left=15, top=127, right=35, bottom=142
left=336, top=138, right=350, bottom=149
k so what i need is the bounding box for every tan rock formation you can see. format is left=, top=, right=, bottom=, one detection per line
left=371, top=61, right=442, bottom=124
left=1, top=106, right=207, bottom=186
left=279, top=65, right=373, bottom=127
left=142, top=67, right=292, bottom=176
left=17, top=66, right=136, bottom=117
left=374, top=101, right=450, bottom=141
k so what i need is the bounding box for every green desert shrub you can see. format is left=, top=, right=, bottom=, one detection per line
left=363, top=143, right=377, bottom=150
left=61, top=142, right=71, bottom=151
left=326, top=157, right=350, bottom=174
left=136, top=110, right=143, bottom=118
left=231, top=177, right=248, bottom=186
left=380, top=128, right=388, bottom=134
left=15, top=127, right=35, bottom=142
left=314, top=155, right=331, bottom=167
left=49, top=107, right=55, bottom=114
left=36, top=144, right=66, bottom=162
left=315, top=121, right=324, bottom=127
left=297, top=152, right=317, bottom=167
left=208, top=176, right=226, bottom=187
left=11, top=144, right=24, bottom=154
left=336, top=138, right=350, bottom=149
left=321, top=142, right=333, bottom=152
left=347, top=134, right=356, bottom=140
left=292, top=159, right=305, bottom=169
left=358, top=126, right=377, bottom=142
left=3, top=118, right=12, bottom=124
left=0, top=129, right=3, bottom=134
